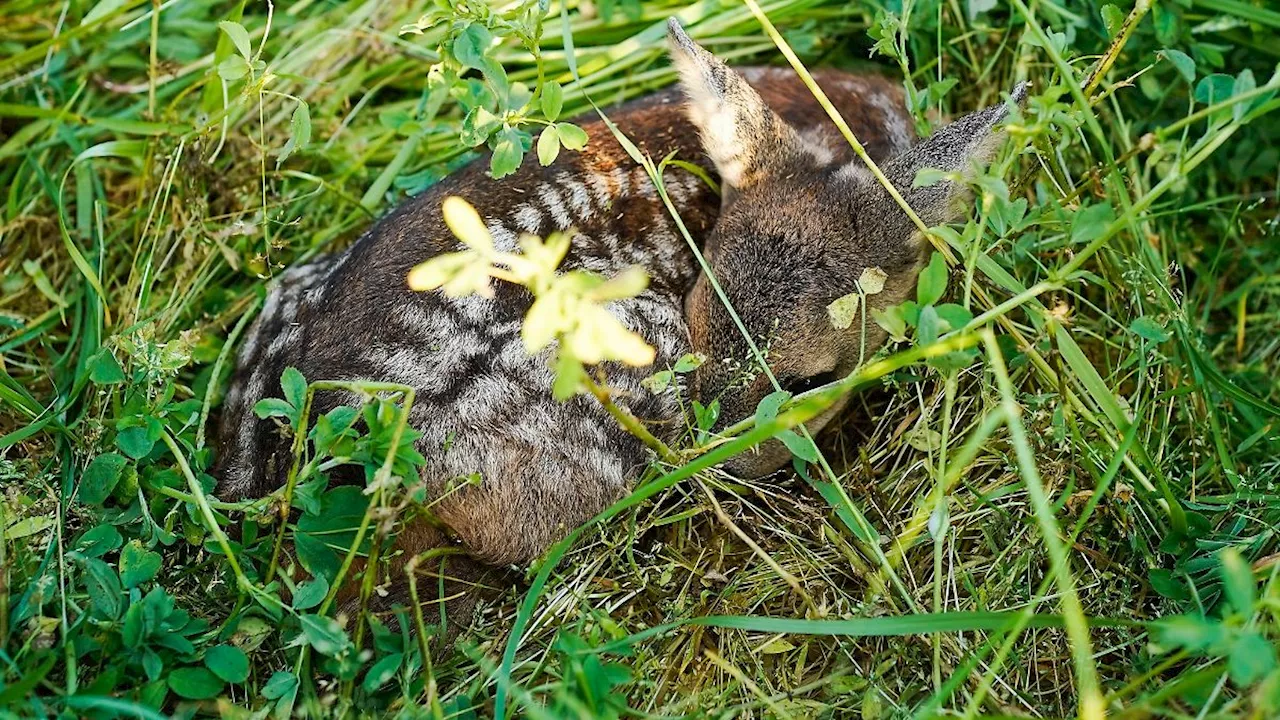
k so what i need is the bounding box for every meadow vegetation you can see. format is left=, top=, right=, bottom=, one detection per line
left=2, top=0, right=1280, bottom=717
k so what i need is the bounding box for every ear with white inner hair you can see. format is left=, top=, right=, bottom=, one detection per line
left=666, top=18, right=809, bottom=191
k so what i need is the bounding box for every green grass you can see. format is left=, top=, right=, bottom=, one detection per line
left=3, top=0, right=1280, bottom=717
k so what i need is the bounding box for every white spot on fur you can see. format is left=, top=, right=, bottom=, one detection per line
left=457, top=374, right=525, bottom=424
left=366, top=346, right=448, bottom=394
left=837, top=162, right=873, bottom=183
left=632, top=168, right=657, bottom=198
left=868, top=91, right=912, bottom=152
left=585, top=171, right=614, bottom=205
left=264, top=323, right=300, bottom=360
left=236, top=373, right=266, bottom=447
left=452, top=294, right=495, bottom=325
left=513, top=203, right=542, bottom=233
left=798, top=128, right=836, bottom=164
left=486, top=219, right=518, bottom=252
left=609, top=166, right=631, bottom=196
left=555, top=172, right=594, bottom=219
left=325, top=248, right=351, bottom=281
left=537, top=183, right=571, bottom=227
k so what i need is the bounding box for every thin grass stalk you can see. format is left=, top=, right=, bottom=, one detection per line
left=981, top=330, right=1103, bottom=720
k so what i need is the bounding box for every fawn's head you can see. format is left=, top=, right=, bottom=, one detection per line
left=667, top=19, right=1024, bottom=477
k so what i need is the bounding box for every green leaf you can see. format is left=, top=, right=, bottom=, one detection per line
left=297, top=487, right=371, bottom=560
left=280, top=367, right=307, bottom=412
left=119, top=541, right=162, bottom=589
left=1230, top=631, right=1278, bottom=686
left=461, top=106, right=501, bottom=148
left=673, top=353, right=705, bottom=373
left=1070, top=203, right=1115, bottom=244
left=1148, top=568, right=1189, bottom=601
left=205, top=645, right=250, bottom=684
left=74, top=525, right=123, bottom=557
left=555, top=122, right=589, bottom=151
left=537, top=127, right=561, bottom=166
left=918, top=305, right=941, bottom=345
left=292, top=575, right=328, bottom=610
left=1130, top=316, right=1170, bottom=343
left=502, top=77, right=529, bottom=111
left=1220, top=548, right=1256, bottom=617
left=1100, top=4, right=1125, bottom=37
left=967, top=0, right=998, bottom=21
left=541, top=80, right=564, bottom=121
left=490, top=127, right=525, bottom=179
left=80, top=453, right=127, bottom=505
left=89, top=351, right=126, bottom=384
left=1151, top=614, right=1225, bottom=652
left=926, top=77, right=959, bottom=104
left=84, top=557, right=122, bottom=619
left=277, top=102, right=312, bottom=166
left=115, top=426, right=155, bottom=460
left=1194, top=73, right=1235, bottom=105
left=122, top=602, right=144, bottom=649
left=693, top=399, right=720, bottom=432
left=755, top=390, right=792, bottom=426
left=168, top=667, right=225, bottom=700
left=933, top=303, right=974, bottom=332
left=217, top=55, right=250, bottom=81
left=262, top=671, right=299, bottom=700
left=551, top=349, right=586, bottom=400
left=1233, top=70, right=1257, bottom=121
left=1162, top=49, right=1196, bottom=83
left=218, top=21, right=253, bottom=62
left=299, top=614, right=350, bottom=656
left=294, top=531, right=339, bottom=583
left=5, top=516, right=53, bottom=541
left=453, top=23, right=492, bottom=70
left=759, top=637, right=796, bottom=654
left=871, top=305, right=908, bottom=342
left=83, top=0, right=131, bottom=25
left=912, top=167, right=951, bottom=189
left=777, top=429, right=819, bottom=463
left=363, top=652, right=404, bottom=692
left=916, top=252, right=947, bottom=306
left=22, top=259, right=68, bottom=309
left=254, top=398, right=295, bottom=421
left=641, top=370, right=672, bottom=393
left=1152, top=4, right=1179, bottom=46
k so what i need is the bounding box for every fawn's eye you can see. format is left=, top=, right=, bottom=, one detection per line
left=785, top=371, right=837, bottom=396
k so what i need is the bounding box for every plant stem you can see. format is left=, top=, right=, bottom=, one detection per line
left=982, top=330, right=1104, bottom=720
left=582, top=373, right=677, bottom=463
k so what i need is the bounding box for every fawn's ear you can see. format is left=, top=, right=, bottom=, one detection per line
left=863, top=84, right=1028, bottom=229
left=667, top=18, right=808, bottom=190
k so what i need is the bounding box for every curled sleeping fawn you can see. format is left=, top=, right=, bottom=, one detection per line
left=216, top=19, right=1022, bottom=630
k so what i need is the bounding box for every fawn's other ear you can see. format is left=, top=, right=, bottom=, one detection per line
left=866, top=83, right=1029, bottom=229
left=666, top=18, right=808, bottom=190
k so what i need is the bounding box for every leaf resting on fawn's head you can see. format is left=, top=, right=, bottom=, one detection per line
left=827, top=266, right=888, bottom=330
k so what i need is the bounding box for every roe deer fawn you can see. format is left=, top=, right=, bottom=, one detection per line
left=216, top=18, right=1021, bottom=631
